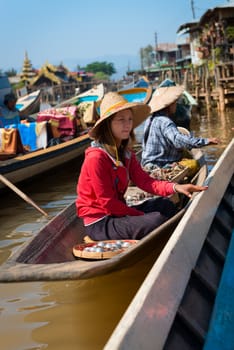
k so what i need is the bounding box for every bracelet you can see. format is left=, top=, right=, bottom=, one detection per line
left=173, top=183, right=178, bottom=193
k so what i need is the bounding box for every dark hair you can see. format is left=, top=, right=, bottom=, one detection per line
left=4, top=93, right=17, bottom=106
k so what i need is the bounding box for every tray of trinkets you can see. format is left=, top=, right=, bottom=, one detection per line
left=73, top=239, right=138, bottom=260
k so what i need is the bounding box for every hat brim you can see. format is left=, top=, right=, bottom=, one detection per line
left=89, top=102, right=150, bottom=139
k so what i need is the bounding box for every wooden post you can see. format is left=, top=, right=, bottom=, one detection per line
left=218, top=84, right=225, bottom=112
left=183, top=70, right=188, bottom=90
left=205, top=67, right=211, bottom=109
left=195, top=69, right=200, bottom=101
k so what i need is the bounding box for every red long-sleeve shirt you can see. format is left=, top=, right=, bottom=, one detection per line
left=76, top=145, right=175, bottom=225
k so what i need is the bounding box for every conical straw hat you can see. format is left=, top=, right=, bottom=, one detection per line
left=149, top=85, right=184, bottom=113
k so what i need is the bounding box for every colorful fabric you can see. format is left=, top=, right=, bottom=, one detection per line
left=0, top=128, right=24, bottom=159
left=5, top=121, right=48, bottom=152
left=141, top=114, right=209, bottom=167
left=37, top=106, right=77, bottom=138
left=179, top=158, right=200, bottom=177
left=76, top=142, right=175, bottom=226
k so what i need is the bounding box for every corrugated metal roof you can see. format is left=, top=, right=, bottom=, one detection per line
left=200, top=2, right=234, bottom=25
left=177, top=2, right=234, bottom=34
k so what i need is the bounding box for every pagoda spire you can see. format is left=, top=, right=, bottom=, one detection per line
left=20, top=51, right=36, bottom=85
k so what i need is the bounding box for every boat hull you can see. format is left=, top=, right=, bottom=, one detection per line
left=118, top=86, right=152, bottom=104
left=55, top=83, right=104, bottom=108
left=0, top=133, right=90, bottom=190
left=16, top=90, right=41, bottom=115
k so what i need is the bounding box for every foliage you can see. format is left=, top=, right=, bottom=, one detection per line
left=84, top=61, right=116, bottom=76
left=5, top=68, right=17, bottom=77
left=139, top=45, right=155, bottom=69
left=94, top=71, right=109, bottom=81
left=11, top=81, right=25, bottom=91
left=226, top=26, right=234, bottom=40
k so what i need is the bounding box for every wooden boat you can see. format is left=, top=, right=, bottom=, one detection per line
left=119, top=76, right=151, bottom=90
left=104, top=138, right=234, bottom=350
left=0, top=132, right=90, bottom=190
left=0, top=84, right=107, bottom=190
left=16, top=89, right=41, bottom=115
left=118, top=85, right=152, bottom=104
left=0, top=146, right=207, bottom=282
left=55, top=83, right=105, bottom=108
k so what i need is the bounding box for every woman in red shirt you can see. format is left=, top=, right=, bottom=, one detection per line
left=76, top=92, right=208, bottom=240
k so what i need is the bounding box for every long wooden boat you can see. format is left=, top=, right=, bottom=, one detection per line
left=104, top=138, right=234, bottom=350
left=0, top=84, right=106, bottom=190
left=16, top=89, right=41, bottom=115
left=118, top=76, right=151, bottom=90
left=0, top=132, right=90, bottom=190
left=55, top=83, right=105, bottom=108
left=118, top=85, right=152, bottom=104
left=0, top=147, right=207, bottom=282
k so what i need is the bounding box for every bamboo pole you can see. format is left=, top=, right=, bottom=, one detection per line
left=0, top=174, right=48, bottom=217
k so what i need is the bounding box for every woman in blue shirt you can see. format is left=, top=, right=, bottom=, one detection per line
left=141, top=86, right=219, bottom=169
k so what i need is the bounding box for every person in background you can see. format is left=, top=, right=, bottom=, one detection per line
left=141, top=85, right=219, bottom=170
left=76, top=92, right=209, bottom=241
left=0, top=93, right=31, bottom=127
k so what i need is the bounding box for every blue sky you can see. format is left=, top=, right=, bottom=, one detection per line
left=0, top=0, right=228, bottom=77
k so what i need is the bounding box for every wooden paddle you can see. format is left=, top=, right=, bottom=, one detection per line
left=0, top=174, right=48, bottom=217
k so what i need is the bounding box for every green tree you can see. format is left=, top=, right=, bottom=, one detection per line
left=94, top=71, right=109, bottom=80
left=85, top=61, right=116, bottom=76
left=5, top=68, right=17, bottom=77
left=140, top=45, right=155, bottom=69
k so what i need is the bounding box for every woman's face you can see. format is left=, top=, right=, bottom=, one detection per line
left=111, top=109, right=133, bottom=144
left=7, top=99, right=16, bottom=111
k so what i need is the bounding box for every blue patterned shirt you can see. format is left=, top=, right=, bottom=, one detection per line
left=141, top=115, right=209, bottom=167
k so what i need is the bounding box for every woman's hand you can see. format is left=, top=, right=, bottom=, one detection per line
left=174, top=183, right=208, bottom=198
left=208, top=137, right=219, bottom=144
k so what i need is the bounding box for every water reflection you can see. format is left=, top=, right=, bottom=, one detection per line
left=0, top=108, right=233, bottom=350
left=0, top=252, right=156, bottom=350
left=191, top=107, right=233, bottom=172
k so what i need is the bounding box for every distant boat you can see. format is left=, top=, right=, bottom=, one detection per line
left=55, top=83, right=105, bottom=108
left=119, top=76, right=150, bottom=91
left=0, top=84, right=108, bottom=190
left=16, top=89, right=41, bottom=116
left=0, top=127, right=90, bottom=190
left=104, top=138, right=234, bottom=350
left=118, top=85, right=152, bottom=104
